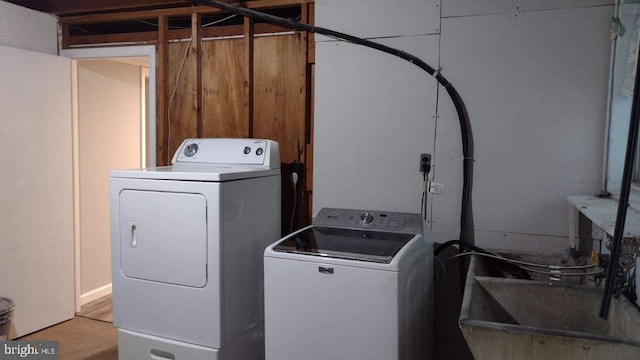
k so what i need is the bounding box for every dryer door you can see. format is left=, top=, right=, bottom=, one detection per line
left=119, top=190, right=208, bottom=287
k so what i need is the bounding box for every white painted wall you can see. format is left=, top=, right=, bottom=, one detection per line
left=0, top=0, right=57, bottom=55
left=77, top=60, right=142, bottom=299
left=314, top=0, right=613, bottom=253
left=0, top=44, right=74, bottom=337
left=314, top=36, right=439, bottom=214
left=314, top=0, right=440, bottom=215
left=436, top=4, right=612, bottom=252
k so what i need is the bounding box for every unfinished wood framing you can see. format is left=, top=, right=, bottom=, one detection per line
left=157, top=15, right=170, bottom=165
left=59, top=0, right=309, bottom=47
left=58, top=0, right=315, bottom=229
left=167, top=40, right=197, bottom=156
left=59, top=0, right=312, bottom=24
left=244, top=16, right=255, bottom=138
left=301, top=2, right=314, bottom=224
left=192, top=13, right=203, bottom=137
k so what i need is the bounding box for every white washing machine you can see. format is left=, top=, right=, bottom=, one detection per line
left=110, top=138, right=281, bottom=360
left=264, top=208, right=433, bottom=360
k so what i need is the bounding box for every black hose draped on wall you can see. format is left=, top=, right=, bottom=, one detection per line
left=194, top=0, right=475, bottom=245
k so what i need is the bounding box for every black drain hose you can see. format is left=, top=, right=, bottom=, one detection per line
left=194, top=0, right=475, bottom=245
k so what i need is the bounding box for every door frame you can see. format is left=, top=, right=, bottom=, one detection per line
left=61, top=45, right=157, bottom=312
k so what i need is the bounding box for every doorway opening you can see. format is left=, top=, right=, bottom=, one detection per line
left=62, top=46, right=156, bottom=312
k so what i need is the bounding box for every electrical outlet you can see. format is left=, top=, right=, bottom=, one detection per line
left=429, top=182, right=444, bottom=194
left=420, top=153, right=431, bottom=173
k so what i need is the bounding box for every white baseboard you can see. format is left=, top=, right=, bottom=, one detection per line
left=80, top=283, right=112, bottom=306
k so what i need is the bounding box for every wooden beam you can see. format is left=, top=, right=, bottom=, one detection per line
left=66, top=32, right=159, bottom=47
left=157, top=15, right=170, bottom=165
left=204, top=22, right=289, bottom=38
left=60, top=22, right=70, bottom=49
left=305, top=2, right=314, bottom=63
left=64, top=23, right=291, bottom=48
left=306, top=64, right=314, bottom=193
left=59, top=0, right=312, bottom=25
left=12, top=0, right=192, bottom=16
left=60, top=6, right=217, bottom=25
left=244, top=16, right=254, bottom=138
left=192, top=13, right=203, bottom=138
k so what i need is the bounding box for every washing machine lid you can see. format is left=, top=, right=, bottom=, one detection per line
left=272, top=226, right=416, bottom=263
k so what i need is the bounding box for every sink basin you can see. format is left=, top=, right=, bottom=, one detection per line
left=459, top=255, right=640, bottom=359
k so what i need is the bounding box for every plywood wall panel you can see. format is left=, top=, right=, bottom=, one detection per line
left=202, top=38, right=249, bottom=138
left=253, top=34, right=307, bottom=163
left=168, top=40, right=198, bottom=157
left=157, top=26, right=312, bottom=229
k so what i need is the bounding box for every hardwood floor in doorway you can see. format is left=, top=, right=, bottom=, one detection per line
left=77, top=294, right=113, bottom=323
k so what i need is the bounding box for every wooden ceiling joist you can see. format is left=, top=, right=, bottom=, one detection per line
left=59, top=0, right=312, bottom=25
left=59, top=0, right=309, bottom=48
left=65, top=23, right=292, bottom=47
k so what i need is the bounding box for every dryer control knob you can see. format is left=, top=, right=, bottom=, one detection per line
left=361, top=212, right=374, bottom=224
left=184, top=143, right=198, bottom=157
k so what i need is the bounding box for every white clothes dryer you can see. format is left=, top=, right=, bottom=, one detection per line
left=264, top=208, right=433, bottom=360
left=110, top=138, right=281, bottom=360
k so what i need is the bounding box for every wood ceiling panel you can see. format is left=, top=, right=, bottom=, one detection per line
left=5, top=0, right=244, bottom=16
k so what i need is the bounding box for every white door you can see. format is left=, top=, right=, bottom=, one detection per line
left=0, top=45, right=75, bottom=337
left=118, top=190, right=208, bottom=287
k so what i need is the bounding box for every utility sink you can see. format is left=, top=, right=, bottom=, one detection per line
left=459, top=255, right=640, bottom=359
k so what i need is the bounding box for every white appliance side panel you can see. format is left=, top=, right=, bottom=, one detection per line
left=110, top=178, right=222, bottom=348
left=118, top=329, right=219, bottom=360
left=398, top=237, right=432, bottom=360
left=264, top=257, right=398, bottom=360
left=222, top=175, right=281, bottom=345
left=119, top=190, right=208, bottom=287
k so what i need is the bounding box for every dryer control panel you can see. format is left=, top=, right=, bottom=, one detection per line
left=313, top=207, right=423, bottom=235
left=171, top=138, right=280, bottom=168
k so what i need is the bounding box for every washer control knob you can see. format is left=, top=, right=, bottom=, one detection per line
left=361, top=212, right=374, bottom=224
left=243, top=146, right=251, bottom=155
left=184, top=143, right=198, bottom=157
left=256, top=147, right=264, bottom=156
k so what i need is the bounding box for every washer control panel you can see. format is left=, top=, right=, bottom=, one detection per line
left=313, top=208, right=423, bottom=234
